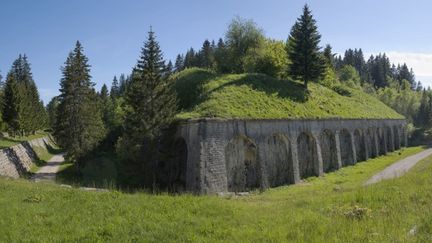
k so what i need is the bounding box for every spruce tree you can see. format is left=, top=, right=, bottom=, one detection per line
left=110, top=76, right=120, bottom=99
left=117, top=28, right=177, bottom=186
left=287, top=4, right=325, bottom=89
left=54, top=41, right=106, bottom=162
left=2, top=55, right=45, bottom=135
left=99, top=84, right=115, bottom=130
left=199, top=39, right=214, bottom=68
left=174, top=54, right=184, bottom=72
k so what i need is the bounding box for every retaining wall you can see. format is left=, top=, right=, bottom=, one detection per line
left=0, top=136, right=54, bottom=178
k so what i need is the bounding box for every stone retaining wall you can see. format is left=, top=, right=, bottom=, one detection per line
left=0, top=136, right=54, bottom=178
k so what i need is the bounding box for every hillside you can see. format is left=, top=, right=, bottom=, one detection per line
left=174, top=68, right=403, bottom=120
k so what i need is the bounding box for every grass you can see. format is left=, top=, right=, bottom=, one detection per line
left=56, top=152, right=118, bottom=188
left=0, top=131, right=50, bottom=149
left=174, top=68, right=403, bottom=120
left=0, top=146, right=430, bottom=242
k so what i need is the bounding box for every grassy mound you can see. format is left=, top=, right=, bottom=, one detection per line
left=0, top=146, right=431, bottom=241
left=174, top=68, right=403, bottom=119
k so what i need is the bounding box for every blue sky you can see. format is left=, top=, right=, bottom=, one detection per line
left=1, top=0, right=432, bottom=103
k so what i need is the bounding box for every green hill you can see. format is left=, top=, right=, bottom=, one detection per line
left=174, top=68, right=403, bottom=120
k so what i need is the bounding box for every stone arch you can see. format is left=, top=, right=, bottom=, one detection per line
left=171, top=138, right=188, bottom=191
left=263, top=134, right=293, bottom=187
left=386, top=127, right=394, bottom=152
left=225, top=135, right=259, bottom=192
left=377, top=128, right=386, bottom=155
left=354, top=129, right=366, bottom=162
left=339, top=129, right=354, bottom=166
left=393, top=126, right=401, bottom=150
left=366, top=128, right=377, bottom=158
left=319, top=129, right=338, bottom=172
left=297, top=132, right=319, bottom=178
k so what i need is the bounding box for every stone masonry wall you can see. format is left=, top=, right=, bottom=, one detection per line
left=0, top=136, right=54, bottom=178
left=176, top=118, right=407, bottom=194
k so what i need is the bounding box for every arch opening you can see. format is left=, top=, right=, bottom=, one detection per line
left=393, top=126, right=401, bottom=150
left=377, top=128, right=386, bottom=155
left=386, top=127, right=394, bottom=152
left=297, top=132, right=319, bottom=178
left=354, top=129, right=366, bottom=162
left=366, top=128, right=377, bottom=158
left=225, top=136, right=259, bottom=192
left=320, top=129, right=338, bottom=172
left=263, top=134, right=293, bottom=187
left=339, top=129, right=354, bottom=166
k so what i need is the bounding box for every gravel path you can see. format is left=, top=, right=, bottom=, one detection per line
left=365, top=148, right=432, bottom=185
left=32, top=153, right=65, bottom=182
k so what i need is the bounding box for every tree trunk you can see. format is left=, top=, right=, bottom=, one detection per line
left=304, top=79, right=308, bottom=89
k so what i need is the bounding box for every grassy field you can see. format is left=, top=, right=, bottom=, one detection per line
left=0, top=131, right=50, bottom=149
left=174, top=68, right=403, bottom=120
left=0, top=146, right=431, bottom=242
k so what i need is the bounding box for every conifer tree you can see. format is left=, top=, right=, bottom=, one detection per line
left=174, top=54, right=184, bottom=72
left=199, top=39, right=214, bottom=68
left=287, top=4, right=325, bottom=89
left=110, top=76, right=120, bottom=99
left=99, top=84, right=115, bottom=130
left=54, top=41, right=106, bottom=162
left=2, top=55, right=45, bottom=135
left=118, top=74, right=128, bottom=95
left=117, top=28, right=177, bottom=186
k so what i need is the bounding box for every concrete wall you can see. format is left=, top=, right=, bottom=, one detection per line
left=176, top=118, right=407, bottom=194
left=0, top=137, right=54, bottom=178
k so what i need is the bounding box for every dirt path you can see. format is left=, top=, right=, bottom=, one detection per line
left=365, top=148, right=432, bottom=185
left=32, top=153, right=65, bottom=182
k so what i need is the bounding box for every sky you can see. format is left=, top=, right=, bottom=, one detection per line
left=1, top=0, right=432, bottom=104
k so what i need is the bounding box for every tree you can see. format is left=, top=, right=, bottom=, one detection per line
left=287, top=5, right=326, bottom=89
left=54, top=41, right=106, bottom=162
left=214, top=38, right=230, bottom=73
left=225, top=16, right=265, bottom=73
left=2, top=55, right=45, bottom=135
left=198, top=39, right=214, bottom=68
left=323, top=44, right=335, bottom=68
left=110, top=76, right=120, bottom=99
left=117, top=28, right=177, bottom=187
left=99, top=84, right=116, bottom=130
left=174, top=54, right=184, bottom=72
left=46, top=96, right=60, bottom=130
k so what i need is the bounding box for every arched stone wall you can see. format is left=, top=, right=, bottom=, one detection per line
left=386, top=127, right=394, bottom=152
left=354, top=129, right=366, bottom=162
left=377, top=128, right=386, bottom=155
left=262, top=134, right=293, bottom=187
left=393, top=126, right=401, bottom=150
left=320, top=129, right=338, bottom=172
left=297, top=132, right=319, bottom=178
left=339, top=129, right=354, bottom=166
left=225, top=136, right=259, bottom=192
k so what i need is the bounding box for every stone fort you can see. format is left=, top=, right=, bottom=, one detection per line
left=172, top=118, right=407, bottom=194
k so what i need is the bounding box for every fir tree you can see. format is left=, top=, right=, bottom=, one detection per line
left=54, top=41, right=106, bottom=162
left=110, top=76, right=120, bottom=99
left=118, top=74, right=128, bottom=95
left=199, top=39, right=214, bottom=68
left=2, top=55, right=45, bottom=135
left=99, top=84, right=115, bottom=130
left=174, top=54, right=184, bottom=72
left=117, top=28, right=177, bottom=186
left=287, top=4, right=325, bottom=89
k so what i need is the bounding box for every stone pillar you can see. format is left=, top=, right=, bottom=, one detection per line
left=334, top=130, right=343, bottom=169
left=350, top=131, right=357, bottom=164
left=290, top=139, right=301, bottom=183
left=404, top=127, right=408, bottom=147
left=314, top=134, right=324, bottom=176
